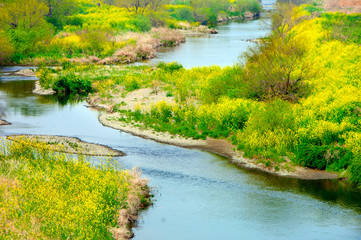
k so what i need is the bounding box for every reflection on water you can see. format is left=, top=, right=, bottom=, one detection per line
left=149, top=19, right=271, bottom=68
left=241, top=167, right=361, bottom=210
left=0, top=76, right=88, bottom=118
left=0, top=67, right=360, bottom=240
left=1, top=19, right=361, bottom=240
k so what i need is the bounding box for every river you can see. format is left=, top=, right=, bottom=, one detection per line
left=1, top=15, right=361, bottom=240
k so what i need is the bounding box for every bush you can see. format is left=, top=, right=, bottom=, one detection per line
left=66, top=16, right=84, bottom=27
left=349, top=163, right=361, bottom=186
left=131, top=15, right=152, bottom=32
left=81, top=28, right=111, bottom=54
left=0, top=31, right=15, bottom=64
left=171, top=6, right=196, bottom=22
left=53, top=73, right=93, bottom=95
left=157, top=61, right=184, bottom=72
left=295, top=143, right=353, bottom=170
left=37, top=65, right=56, bottom=89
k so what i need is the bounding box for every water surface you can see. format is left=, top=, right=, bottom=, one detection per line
left=1, top=16, right=361, bottom=240
left=149, top=19, right=270, bottom=68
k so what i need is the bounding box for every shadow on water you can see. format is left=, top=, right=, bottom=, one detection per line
left=0, top=77, right=87, bottom=116
left=237, top=165, right=361, bottom=212
left=1, top=19, right=361, bottom=238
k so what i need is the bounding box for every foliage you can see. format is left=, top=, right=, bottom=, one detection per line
left=41, top=0, right=79, bottom=30
left=130, top=14, right=153, bottom=32
left=322, top=12, right=361, bottom=44
left=37, top=63, right=93, bottom=95
left=243, top=5, right=313, bottom=101
left=37, top=65, right=56, bottom=89
left=234, top=0, right=261, bottom=14
left=166, top=4, right=196, bottom=22
left=0, top=137, right=141, bottom=239
left=113, top=0, right=166, bottom=14
left=71, top=6, right=361, bottom=186
left=157, top=61, right=184, bottom=72
left=0, top=0, right=54, bottom=55
left=53, top=73, right=93, bottom=95
left=0, top=31, right=14, bottom=63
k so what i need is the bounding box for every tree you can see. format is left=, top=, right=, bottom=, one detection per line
left=191, top=0, right=230, bottom=25
left=242, top=4, right=313, bottom=101
left=0, top=0, right=48, bottom=29
left=40, top=0, right=79, bottom=29
left=114, top=0, right=167, bottom=14
left=0, top=0, right=53, bottom=55
left=0, top=31, right=14, bottom=63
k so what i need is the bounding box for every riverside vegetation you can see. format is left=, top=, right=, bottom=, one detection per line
left=0, top=137, right=151, bottom=239
left=0, top=0, right=261, bottom=65
left=37, top=4, right=361, bottom=188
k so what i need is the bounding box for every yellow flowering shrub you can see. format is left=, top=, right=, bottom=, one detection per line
left=0, top=138, right=141, bottom=239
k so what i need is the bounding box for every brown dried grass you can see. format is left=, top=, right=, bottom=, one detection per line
left=152, top=27, right=186, bottom=46
left=111, top=167, right=150, bottom=240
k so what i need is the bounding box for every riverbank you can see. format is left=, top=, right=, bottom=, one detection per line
left=21, top=60, right=339, bottom=181
left=92, top=107, right=338, bottom=180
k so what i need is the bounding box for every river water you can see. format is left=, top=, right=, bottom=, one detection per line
left=1, top=15, right=361, bottom=240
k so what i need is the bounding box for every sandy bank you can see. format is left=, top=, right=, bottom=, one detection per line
left=32, top=80, right=56, bottom=95
left=7, top=135, right=125, bottom=157
left=0, top=119, right=11, bottom=126
left=95, top=111, right=338, bottom=180
left=15, top=68, right=37, bottom=77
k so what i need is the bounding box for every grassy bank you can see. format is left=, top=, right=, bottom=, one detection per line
left=40, top=4, right=361, bottom=187
left=0, top=0, right=260, bottom=65
left=0, top=137, right=150, bottom=239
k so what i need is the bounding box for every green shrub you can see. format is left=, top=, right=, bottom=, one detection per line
left=53, top=73, right=93, bottom=95
left=124, top=78, right=141, bottom=91
left=131, top=15, right=152, bottom=32
left=0, top=31, right=15, bottom=64
left=61, top=61, right=76, bottom=70
left=246, top=99, right=295, bottom=133
left=171, top=6, right=195, bottom=22
left=295, top=144, right=352, bottom=170
left=37, top=66, right=56, bottom=89
left=157, top=61, right=184, bottom=73
left=66, top=16, right=84, bottom=27
left=348, top=162, right=361, bottom=186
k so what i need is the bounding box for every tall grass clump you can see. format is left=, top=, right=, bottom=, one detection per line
left=0, top=137, right=149, bottom=239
